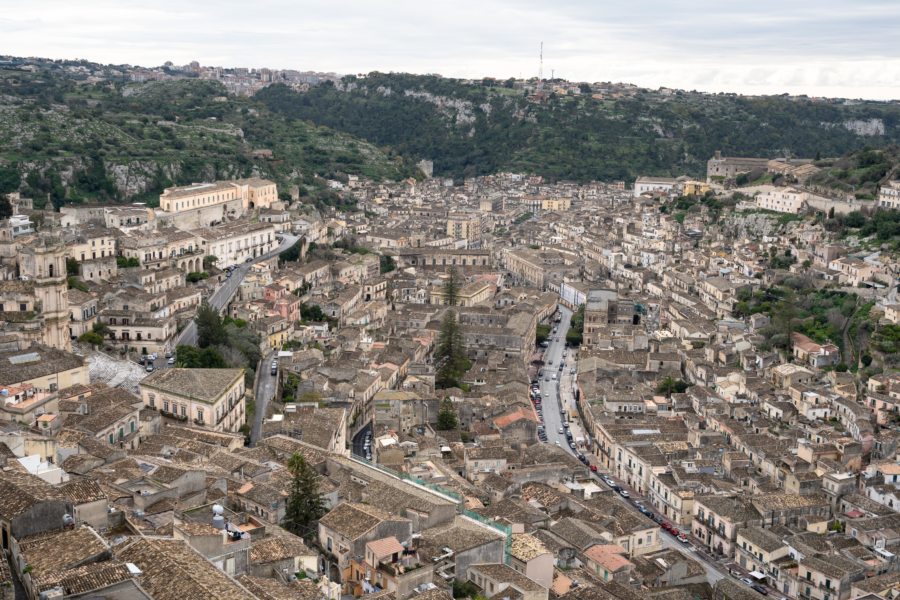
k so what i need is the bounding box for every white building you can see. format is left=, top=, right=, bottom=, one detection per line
left=756, top=187, right=807, bottom=214
left=633, top=177, right=677, bottom=198
left=195, top=221, right=278, bottom=269
left=877, top=181, right=900, bottom=209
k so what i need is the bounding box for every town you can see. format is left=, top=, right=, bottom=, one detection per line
left=0, top=142, right=896, bottom=600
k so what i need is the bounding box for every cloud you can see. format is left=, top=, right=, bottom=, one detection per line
left=0, top=0, right=897, bottom=98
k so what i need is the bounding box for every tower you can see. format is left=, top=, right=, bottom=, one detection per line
left=537, top=41, right=544, bottom=93
left=20, top=235, right=71, bottom=351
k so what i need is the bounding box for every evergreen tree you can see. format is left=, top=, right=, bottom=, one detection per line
left=195, top=302, right=227, bottom=348
left=283, top=453, right=326, bottom=538
left=444, top=267, right=460, bottom=306
left=435, top=310, right=469, bottom=389
left=436, top=398, right=459, bottom=430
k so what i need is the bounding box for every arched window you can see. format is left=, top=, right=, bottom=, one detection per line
left=48, top=264, right=54, bottom=278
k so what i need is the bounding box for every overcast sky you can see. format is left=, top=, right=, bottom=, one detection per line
left=2, top=0, right=899, bottom=99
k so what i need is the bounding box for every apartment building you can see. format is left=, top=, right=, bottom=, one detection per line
left=877, top=181, right=900, bottom=209
left=196, top=221, right=277, bottom=269
left=756, top=187, right=807, bottom=214
left=140, top=368, right=246, bottom=433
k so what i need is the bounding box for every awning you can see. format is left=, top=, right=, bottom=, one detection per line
left=748, top=571, right=766, bottom=580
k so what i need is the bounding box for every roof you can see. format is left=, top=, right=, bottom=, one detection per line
left=583, top=544, right=631, bottom=573
left=510, top=533, right=550, bottom=562
left=367, top=536, right=405, bottom=559
left=319, top=502, right=401, bottom=540
left=0, top=469, right=65, bottom=521
left=115, top=537, right=253, bottom=600
left=0, top=345, right=85, bottom=386
left=17, top=526, right=109, bottom=591
left=140, top=368, right=244, bottom=403
left=470, top=562, right=546, bottom=592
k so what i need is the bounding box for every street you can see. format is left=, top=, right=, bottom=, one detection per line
left=175, top=233, right=299, bottom=348
left=535, top=306, right=585, bottom=455
left=250, top=349, right=278, bottom=446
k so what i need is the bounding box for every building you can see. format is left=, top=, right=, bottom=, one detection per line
left=634, top=177, right=678, bottom=198
left=157, top=178, right=278, bottom=227
left=447, top=212, right=484, bottom=244
left=756, top=187, right=807, bottom=214
left=140, top=368, right=246, bottom=433
left=707, top=151, right=770, bottom=181
left=877, top=181, right=900, bottom=209
left=196, top=221, right=278, bottom=269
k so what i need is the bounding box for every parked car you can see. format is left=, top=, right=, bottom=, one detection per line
left=590, top=465, right=598, bottom=472
left=167, top=357, right=175, bottom=365
left=740, top=578, right=754, bottom=586
left=145, top=364, right=154, bottom=372
left=558, top=427, right=564, bottom=434
left=751, top=586, right=768, bottom=596
left=677, top=534, right=690, bottom=544
left=618, top=489, right=630, bottom=498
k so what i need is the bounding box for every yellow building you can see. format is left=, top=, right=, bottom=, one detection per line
left=140, top=368, right=246, bottom=433
left=158, top=178, right=278, bottom=227
left=446, top=213, right=483, bottom=243
left=679, top=180, right=711, bottom=197
left=541, top=197, right=571, bottom=211
left=430, top=280, right=495, bottom=307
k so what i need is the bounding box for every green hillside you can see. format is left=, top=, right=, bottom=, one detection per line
left=0, top=66, right=412, bottom=208
left=256, top=72, right=900, bottom=183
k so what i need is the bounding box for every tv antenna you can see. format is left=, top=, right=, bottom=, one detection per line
left=538, top=42, right=544, bottom=92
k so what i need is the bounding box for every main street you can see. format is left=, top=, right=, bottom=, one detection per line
left=175, top=233, right=300, bottom=347
left=536, top=306, right=582, bottom=454
left=250, top=349, right=278, bottom=446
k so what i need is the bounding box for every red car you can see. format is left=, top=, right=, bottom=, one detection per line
left=590, top=465, right=598, bottom=472
left=670, top=527, right=680, bottom=536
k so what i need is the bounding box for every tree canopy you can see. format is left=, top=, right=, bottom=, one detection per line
left=282, top=452, right=326, bottom=538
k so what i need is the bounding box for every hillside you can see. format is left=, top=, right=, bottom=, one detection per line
left=0, top=65, right=413, bottom=208
left=256, top=72, right=900, bottom=183
left=807, top=146, right=900, bottom=200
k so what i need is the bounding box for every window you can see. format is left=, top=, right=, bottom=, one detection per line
left=148, top=394, right=155, bottom=408
left=197, top=408, right=204, bottom=423
left=163, top=400, right=169, bottom=412
left=108, top=434, right=114, bottom=444
left=181, top=405, right=186, bottom=417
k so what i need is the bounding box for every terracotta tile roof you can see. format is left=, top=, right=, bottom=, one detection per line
left=366, top=536, right=405, bottom=559
left=250, top=534, right=313, bottom=564
left=140, top=368, right=243, bottom=404
left=0, top=469, right=65, bottom=521
left=115, top=538, right=253, bottom=600
left=58, top=478, right=107, bottom=504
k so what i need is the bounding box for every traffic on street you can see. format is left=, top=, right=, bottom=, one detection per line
left=530, top=303, right=771, bottom=594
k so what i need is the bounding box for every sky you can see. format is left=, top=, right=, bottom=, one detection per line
left=2, top=0, right=899, bottom=99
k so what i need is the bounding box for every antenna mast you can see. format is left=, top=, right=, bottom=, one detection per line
left=538, top=41, right=544, bottom=92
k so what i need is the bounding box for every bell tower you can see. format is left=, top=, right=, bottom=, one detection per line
left=20, top=235, right=71, bottom=351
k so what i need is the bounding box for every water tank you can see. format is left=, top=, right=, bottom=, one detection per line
left=212, top=514, right=225, bottom=530
left=0, top=389, right=7, bottom=396
left=212, top=504, right=225, bottom=515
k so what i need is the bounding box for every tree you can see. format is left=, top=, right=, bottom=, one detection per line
left=78, top=331, right=104, bottom=347
left=282, top=452, right=326, bottom=538
left=771, top=289, right=798, bottom=352
left=435, top=310, right=470, bottom=389
left=436, top=398, right=459, bottom=430
left=175, top=345, right=228, bottom=368
left=116, top=256, right=140, bottom=268
left=380, top=254, right=396, bottom=274
left=279, top=238, right=303, bottom=264
left=186, top=271, right=209, bottom=283
left=536, top=324, right=551, bottom=345
left=66, top=257, right=79, bottom=277
left=195, top=302, right=227, bottom=348
left=656, top=376, right=689, bottom=397
left=0, top=194, right=12, bottom=220
left=202, top=255, right=218, bottom=269
left=444, top=267, right=460, bottom=307
left=566, top=304, right=585, bottom=346
left=300, top=303, right=327, bottom=323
